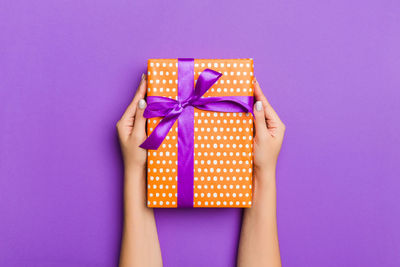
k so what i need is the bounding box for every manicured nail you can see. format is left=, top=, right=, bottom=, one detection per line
left=255, top=101, right=263, bottom=111
left=138, top=99, right=147, bottom=109
left=141, top=73, right=146, bottom=81
left=253, top=77, right=257, bottom=84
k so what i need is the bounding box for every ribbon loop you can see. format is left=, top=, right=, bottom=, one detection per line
left=194, top=69, right=222, bottom=99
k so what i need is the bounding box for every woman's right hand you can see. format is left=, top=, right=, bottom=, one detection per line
left=238, top=79, right=284, bottom=267
left=252, top=78, right=286, bottom=179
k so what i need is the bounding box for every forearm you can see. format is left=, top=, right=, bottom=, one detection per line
left=237, top=170, right=281, bottom=267
left=119, top=166, right=163, bottom=267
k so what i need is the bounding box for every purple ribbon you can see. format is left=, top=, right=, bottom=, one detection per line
left=140, top=58, right=254, bottom=207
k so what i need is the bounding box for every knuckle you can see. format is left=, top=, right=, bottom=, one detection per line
left=255, top=133, right=267, bottom=143
left=130, top=130, right=139, bottom=139
left=131, top=130, right=145, bottom=141
left=135, top=113, right=144, bottom=120
left=255, top=121, right=267, bottom=130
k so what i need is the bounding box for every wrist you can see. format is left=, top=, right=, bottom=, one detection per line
left=124, top=163, right=146, bottom=176
left=123, top=164, right=147, bottom=211
left=254, top=165, right=276, bottom=178
left=253, top=168, right=276, bottom=191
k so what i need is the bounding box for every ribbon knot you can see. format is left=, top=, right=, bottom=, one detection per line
left=140, top=68, right=254, bottom=150
left=178, top=100, right=189, bottom=109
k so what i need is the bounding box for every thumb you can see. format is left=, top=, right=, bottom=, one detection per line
left=132, top=99, right=147, bottom=138
left=253, top=100, right=268, bottom=137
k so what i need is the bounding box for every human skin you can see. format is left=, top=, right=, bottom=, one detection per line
left=237, top=79, right=284, bottom=267
left=117, top=74, right=163, bottom=267
left=117, top=75, right=284, bottom=267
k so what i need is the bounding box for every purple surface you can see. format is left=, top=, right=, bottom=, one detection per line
left=1, top=0, right=399, bottom=266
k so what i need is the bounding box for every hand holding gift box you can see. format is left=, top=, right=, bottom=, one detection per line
left=144, top=58, right=254, bottom=208
left=117, top=58, right=284, bottom=266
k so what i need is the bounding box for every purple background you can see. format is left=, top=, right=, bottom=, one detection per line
left=1, top=0, right=399, bottom=266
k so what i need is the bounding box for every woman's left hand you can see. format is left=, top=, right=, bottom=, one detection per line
left=116, top=74, right=148, bottom=171
left=118, top=74, right=163, bottom=267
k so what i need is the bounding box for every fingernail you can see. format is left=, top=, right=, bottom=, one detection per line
left=141, top=73, right=146, bottom=81
left=253, top=77, right=257, bottom=84
left=138, top=99, right=146, bottom=109
left=255, top=101, right=263, bottom=111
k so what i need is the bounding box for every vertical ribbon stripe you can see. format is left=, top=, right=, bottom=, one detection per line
left=177, top=58, right=194, bottom=208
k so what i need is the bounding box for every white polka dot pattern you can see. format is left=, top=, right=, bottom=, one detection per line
left=147, top=59, right=254, bottom=208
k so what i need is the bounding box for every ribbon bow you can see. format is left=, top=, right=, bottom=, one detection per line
left=140, top=68, right=254, bottom=150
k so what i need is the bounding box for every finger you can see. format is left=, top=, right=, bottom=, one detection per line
left=253, top=78, right=281, bottom=123
left=253, top=100, right=268, bottom=136
left=120, top=73, right=147, bottom=122
left=132, top=99, right=147, bottom=137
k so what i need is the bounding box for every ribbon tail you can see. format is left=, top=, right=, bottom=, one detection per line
left=140, top=113, right=180, bottom=150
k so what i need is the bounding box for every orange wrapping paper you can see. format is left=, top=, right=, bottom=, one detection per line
left=146, top=59, right=254, bottom=208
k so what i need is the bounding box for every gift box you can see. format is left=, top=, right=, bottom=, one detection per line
left=142, top=58, right=254, bottom=208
